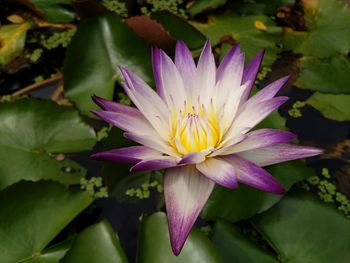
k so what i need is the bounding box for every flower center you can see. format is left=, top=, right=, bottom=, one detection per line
left=169, top=103, right=220, bottom=155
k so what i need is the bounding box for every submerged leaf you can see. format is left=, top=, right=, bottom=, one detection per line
left=307, top=92, right=350, bottom=121
left=0, top=22, right=31, bottom=65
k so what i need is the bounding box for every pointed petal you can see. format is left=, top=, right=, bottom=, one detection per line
left=219, top=129, right=296, bottom=155
left=175, top=40, right=196, bottom=91
left=246, top=76, right=290, bottom=105
left=238, top=143, right=323, bottom=167
left=178, top=152, right=206, bottom=165
left=241, top=50, right=265, bottom=102
left=151, top=47, right=186, bottom=110
left=120, top=67, right=170, bottom=136
left=124, top=132, right=178, bottom=157
left=164, top=166, right=214, bottom=255
left=223, top=96, right=288, bottom=144
left=92, top=95, right=141, bottom=117
left=130, top=156, right=178, bottom=172
left=224, top=155, right=285, bottom=194
left=91, top=110, right=152, bottom=134
left=196, top=158, right=238, bottom=189
left=215, top=51, right=245, bottom=110
left=216, top=44, right=240, bottom=81
left=196, top=40, right=216, bottom=104
left=91, top=146, right=161, bottom=163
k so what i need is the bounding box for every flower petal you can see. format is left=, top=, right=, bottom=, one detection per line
left=245, top=76, right=290, bottom=106
left=196, top=158, right=238, bottom=189
left=175, top=40, right=196, bottom=91
left=91, top=146, right=161, bottom=163
left=178, top=152, right=206, bottom=165
left=219, top=129, right=296, bottom=155
left=120, top=67, right=170, bottom=137
left=130, top=156, right=178, bottom=172
left=91, top=110, right=152, bottom=134
left=241, top=50, right=265, bottom=102
left=151, top=47, right=187, bottom=110
left=196, top=40, right=216, bottom=105
left=124, top=132, right=178, bottom=157
left=224, top=155, right=285, bottom=194
left=92, top=95, right=142, bottom=117
left=216, top=44, right=240, bottom=81
left=238, top=143, right=323, bottom=167
left=164, top=166, right=215, bottom=255
left=223, top=96, right=288, bottom=145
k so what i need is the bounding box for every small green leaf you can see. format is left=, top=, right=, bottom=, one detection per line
left=61, top=221, right=128, bottom=263
left=64, top=15, right=152, bottom=116
left=187, top=0, right=227, bottom=16
left=254, top=190, right=350, bottom=263
left=211, top=221, right=277, bottom=263
left=0, top=98, right=96, bottom=190
left=0, top=181, right=92, bottom=263
left=27, top=0, right=75, bottom=23
left=306, top=92, right=350, bottom=121
left=192, top=13, right=282, bottom=65
left=151, top=11, right=206, bottom=50
left=25, top=240, right=72, bottom=263
left=202, top=160, right=315, bottom=222
left=0, top=22, right=31, bottom=65
left=137, top=212, right=224, bottom=263
left=296, top=56, right=350, bottom=94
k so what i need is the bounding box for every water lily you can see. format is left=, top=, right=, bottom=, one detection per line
left=91, top=40, right=322, bottom=255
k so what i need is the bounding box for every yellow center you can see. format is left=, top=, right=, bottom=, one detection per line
left=168, top=103, right=221, bottom=155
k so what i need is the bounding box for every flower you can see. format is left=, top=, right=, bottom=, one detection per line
left=91, top=40, right=322, bottom=255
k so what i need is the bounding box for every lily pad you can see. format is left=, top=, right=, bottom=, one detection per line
left=306, top=92, right=350, bottom=122
left=211, top=221, right=277, bottom=263
left=64, top=15, right=152, bottom=116
left=137, top=212, right=224, bottom=263
left=61, top=221, right=128, bottom=263
left=296, top=55, right=350, bottom=94
left=0, top=181, right=92, bottom=263
left=0, top=22, right=31, bottom=65
left=0, top=99, right=96, bottom=190
left=282, top=0, right=350, bottom=57
left=192, top=12, right=282, bottom=65
left=254, top=190, right=350, bottom=263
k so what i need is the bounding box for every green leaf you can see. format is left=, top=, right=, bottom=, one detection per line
left=0, top=98, right=96, bottom=190
left=191, top=13, right=282, bottom=65
left=296, top=56, right=350, bottom=94
left=306, top=92, right=350, bottom=121
left=282, top=0, right=350, bottom=57
left=151, top=11, right=206, bottom=50
left=254, top=190, right=350, bottom=263
left=0, top=22, right=31, bottom=65
left=228, top=0, right=295, bottom=15
left=25, top=241, right=72, bottom=263
left=27, top=0, right=75, bottom=23
left=64, top=15, right=152, bottom=116
left=187, top=0, right=227, bottom=16
left=211, top=222, right=277, bottom=263
left=202, top=160, right=315, bottom=222
left=137, top=212, right=224, bottom=263
left=61, top=221, right=128, bottom=263
left=0, top=181, right=92, bottom=263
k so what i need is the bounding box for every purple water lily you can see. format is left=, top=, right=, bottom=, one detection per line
left=91, top=40, right=322, bottom=255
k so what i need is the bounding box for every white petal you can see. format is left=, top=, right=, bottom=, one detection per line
left=164, top=165, right=214, bottom=255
